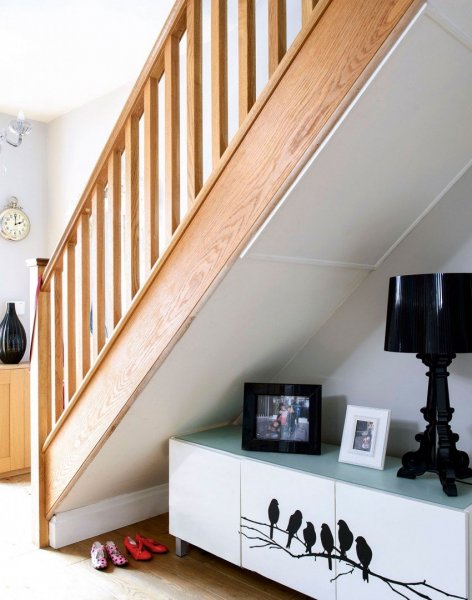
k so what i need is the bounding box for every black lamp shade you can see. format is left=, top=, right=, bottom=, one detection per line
left=384, top=273, right=472, bottom=354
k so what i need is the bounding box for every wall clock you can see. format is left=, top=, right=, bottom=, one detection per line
left=0, top=197, right=30, bottom=241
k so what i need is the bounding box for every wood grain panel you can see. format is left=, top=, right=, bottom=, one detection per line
left=268, top=0, right=286, bottom=77
left=92, top=184, right=106, bottom=359
left=238, top=0, right=256, bottom=125
left=51, top=268, right=63, bottom=424
left=28, top=259, right=50, bottom=547
left=24, top=369, right=31, bottom=469
left=10, top=368, right=26, bottom=470
left=211, top=0, right=228, bottom=167
left=0, top=382, right=10, bottom=462
left=43, top=0, right=421, bottom=517
left=77, top=212, right=91, bottom=381
left=125, top=115, right=140, bottom=304
left=64, top=241, right=76, bottom=403
left=302, top=0, right=318, bottom=25
left=165, top=34, right=181, bottom=242
left=108, top=151, right=122, bottom=328
left=144, top=78, right=159, bottom=274
left=187, top=0, right=203, bottom=203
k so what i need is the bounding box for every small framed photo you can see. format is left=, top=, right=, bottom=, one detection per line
left=242, top=382, right=322, bottom=455
left=339, top=405, right=391, bottom=470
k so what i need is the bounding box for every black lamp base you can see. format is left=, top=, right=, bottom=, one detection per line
left=397, top=354, right=472, bottom=497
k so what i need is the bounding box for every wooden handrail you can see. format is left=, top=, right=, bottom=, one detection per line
left=41, top=0, right=336, bottom=458
left=29, top=0, right=412, bottom=542
left=27, top=0, right=426, bottom=544
left=36, top=0, right=327, bottom=438
left=41, top=0, right=425, bottom=523
left=41, top=0, right=187, bottom=288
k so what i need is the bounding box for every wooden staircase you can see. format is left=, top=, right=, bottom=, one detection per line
left=29, top=0, right=422, bottom=546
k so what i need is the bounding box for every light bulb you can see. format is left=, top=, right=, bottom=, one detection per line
left=17, top=111, right=25, bottom=122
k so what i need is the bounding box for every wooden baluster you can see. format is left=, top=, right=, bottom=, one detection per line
left=268, top=0, right=286, bottom=77
left=125, top=115, right=140, bottom=303
left=165, top=34, right=180, bottom=243
left=91, top=184, right=105, bottom=358
left=77, top=210, right=91, bottom=381
left=50, top=266, right=63, bottom=425
left=144, top=78, right=159, bottom=275
left=238, top=0, right=256, bottom=125
left=187, top=0, right=203, bottom=204
left=108, top=150, right=122, bottom=328
left=28, top=258, right=50, bottom=547
left=64, top=240, right=76, bottom=403
left=211, top=0, right=228, bottom=167
left=302, top=0, right=318, bottom=26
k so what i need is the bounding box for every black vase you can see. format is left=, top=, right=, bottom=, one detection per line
left=0, top=303, right=27, bottom=364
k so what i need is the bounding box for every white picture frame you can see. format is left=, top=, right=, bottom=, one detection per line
left=338, top=405, right=391, bottom=470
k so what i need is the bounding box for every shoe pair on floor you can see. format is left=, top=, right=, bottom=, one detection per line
left=91, top=534, right=168, bottom=570
left=91, top=540, right=128, bottom=570
left=124, top=534, right=168, bottom=560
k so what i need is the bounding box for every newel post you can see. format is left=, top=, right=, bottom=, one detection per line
left=27, top=258, right=50, bottom=547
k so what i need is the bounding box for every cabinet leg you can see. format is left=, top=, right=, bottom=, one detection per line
left=175, top=538, right=189, bottom=557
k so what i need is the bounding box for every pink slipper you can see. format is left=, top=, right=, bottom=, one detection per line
left=91, top=541, right=108, bottom=570
left=105, top=540, right=129, bottom=567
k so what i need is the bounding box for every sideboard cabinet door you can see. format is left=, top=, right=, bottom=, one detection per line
left=0, top=366, right=30, bottom=475
left=335, top=482, right=468, bottom=600
left=241, top=460, right=336, bottom=600
left=169, top=440, right=241, bottom=565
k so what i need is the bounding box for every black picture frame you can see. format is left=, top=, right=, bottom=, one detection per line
left=242, top=382, right=322, bottom=455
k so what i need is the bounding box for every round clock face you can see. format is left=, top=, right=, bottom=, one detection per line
left=0, top=207, right=31, bottom=241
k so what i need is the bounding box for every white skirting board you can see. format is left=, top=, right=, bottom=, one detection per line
left=49, top=484, right=169, bottom=549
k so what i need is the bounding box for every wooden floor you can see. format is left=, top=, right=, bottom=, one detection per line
left=0, top=474, right=309, bottom=599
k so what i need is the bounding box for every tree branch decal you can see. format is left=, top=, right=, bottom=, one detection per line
left=240, top=502, right=467, bottom=600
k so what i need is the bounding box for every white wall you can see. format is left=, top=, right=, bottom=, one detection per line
left=0, top=113, right=48, bottom=356
left=46, top=83, right=132, bottom=253
left=277, top=165, right=472, bottom=458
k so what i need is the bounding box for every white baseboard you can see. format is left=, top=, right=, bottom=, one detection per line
left=49, top=483, right=169, bottom=549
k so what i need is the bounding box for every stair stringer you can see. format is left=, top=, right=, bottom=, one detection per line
left=43, top=0, right=422, bottom=519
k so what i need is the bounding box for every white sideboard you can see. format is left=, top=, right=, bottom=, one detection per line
left=169, top=426, right=472, bottom=600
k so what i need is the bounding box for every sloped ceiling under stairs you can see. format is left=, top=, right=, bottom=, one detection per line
left=57, top=0, right=472, bottom=512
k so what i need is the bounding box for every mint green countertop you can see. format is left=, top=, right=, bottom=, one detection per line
left=174, top=425, right=472, bottom=510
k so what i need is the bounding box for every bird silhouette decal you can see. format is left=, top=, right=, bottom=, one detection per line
left=320, top=523, right=334, bottom=570
left=241, top=500, right=462, bottom=599
left=268, top=499, right=280, bottom=539
left=338, top=519, right=354, bottom=557
left=356, top=536, right=373, bottom=582
left=286, top=510, right=303, bottom=548
left=303, top=522, right=316, bottom=554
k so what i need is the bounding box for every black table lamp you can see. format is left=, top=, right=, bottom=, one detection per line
left=385, top=273, right=472, bottom=496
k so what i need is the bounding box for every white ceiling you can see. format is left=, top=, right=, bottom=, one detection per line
left=1, top=0, right=471, bottom=125
left=0, top=0, right=174, bottom=122
left=245, top=2, right=472, bottom=269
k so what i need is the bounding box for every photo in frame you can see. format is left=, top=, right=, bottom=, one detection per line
left=339, top=405, right=391, bottom=469
left=242, top=382, right=322, bottom=455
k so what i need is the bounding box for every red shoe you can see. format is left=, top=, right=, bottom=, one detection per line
left=136, top=533, right=169, bottom=554
left=123, top=535, right=152, bottom=560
